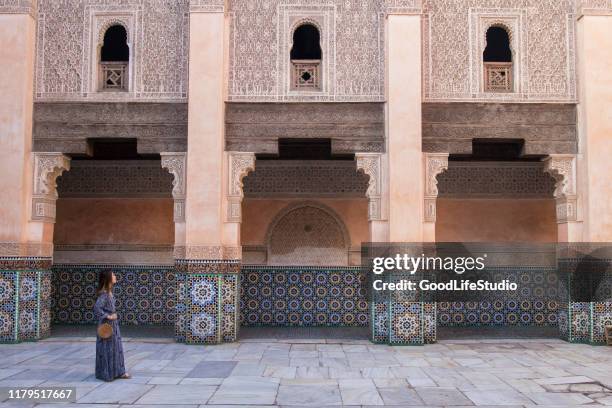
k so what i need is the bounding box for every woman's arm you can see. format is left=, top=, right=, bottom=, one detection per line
left=93, top=293, right=111, bottom=324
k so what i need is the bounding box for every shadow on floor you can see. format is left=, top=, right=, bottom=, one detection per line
left=437, top=325, right=559, bottom=340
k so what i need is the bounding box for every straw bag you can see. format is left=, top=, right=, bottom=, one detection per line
left=97, top=322, right=113, bottom=339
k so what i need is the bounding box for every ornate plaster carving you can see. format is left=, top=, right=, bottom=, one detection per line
left=189, top=0, right=224, bottom=13
left=422, top=0, right=577, bottom=102
left=423, top=153, right=449, bottom=223
left=578, top=0, right=612, bottom=16
left=85, top=8, right=139, bottom=97
left=161, top=153, right=187, bottom=222
left=0, top=0, right=36, bottom=16
left=173, top=245, right=241, bottom=261
left=57, top=160, right=173, bottom=198
left=356, top=153, right=383, bottom=221
left=35, top=0, right=189, bottom=102
left=227, top=152, right=255, bottom=223
left=228, top=0, right=384, bottom=102
left=437, top=161, right=556, bottom=198
left=543, top=154, right=578, bottom=223
left=386, top=0, right=422, bottom=15
left=32, top=152, right=71, bottom=222
left=243, top=160, right=368, bottom=198
left=278, top=6, right=335, bottom=100
left=469, top=9, right=527, bottom=96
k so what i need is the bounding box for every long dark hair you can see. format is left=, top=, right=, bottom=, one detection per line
left=97, top=269, right=114, bottom=294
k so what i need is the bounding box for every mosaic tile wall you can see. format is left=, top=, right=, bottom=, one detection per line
left=240, top=266, right=368, bottom=327
left=174, top=260, right=240, bottom=344
left=371, top=270, right=436, bottom=345
left=0, top=258, right=52, bottom=343
left=436, top=267, right=560, bottom=328
left=176, top=274, right=239, bottom=344
left=558, top=258, right=612, bottom=344
left=51, top=265, right=176, bottom=326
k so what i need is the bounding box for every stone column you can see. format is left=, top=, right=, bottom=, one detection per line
left=374, top=9, right=435, bottom=345
left=0, top=2, right=65, bottom=343
left=387, top=13, right=425, bottom=243
left=175, top=1, right=240, bottom=344
left=576, top=4, right=612, bottom=242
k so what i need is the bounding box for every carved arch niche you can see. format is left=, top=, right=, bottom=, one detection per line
left=265, top=202, right=350, bottom=266
left=469, top=9, right=527, bottom=96
left=85, top=7, right=141, bottom=96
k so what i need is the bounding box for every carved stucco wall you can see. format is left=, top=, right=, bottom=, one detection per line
left=422, top=0, right=576, bottom=102
left=35, top=0, right=189, bottom=102
left=34, top=0, right=578, bottom=103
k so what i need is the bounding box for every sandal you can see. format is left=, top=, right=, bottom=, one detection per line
left=119, top=373, right=131, bottom=379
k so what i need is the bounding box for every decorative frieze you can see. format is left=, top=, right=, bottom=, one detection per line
left=243, top=160, right=369, bottom=198
left=57, top=160, right=173, bottom=198
left=225, top=102, right=385, bottom=154
left=189, top=0, right=224, bottom=13
left=386, top=0, right=422, bottom=15
left=161, top=153, right=187, bottom=222
left=0, top=0, right=36, bottom=16
left=578, top=0, right=612, bottom=16
left=32, top=153, right=71, bottom=222
left=423, top=153, right=449, bottom=223
left=544, top=154, right=578, bottom=223
left=173, top=246, right=242, bottom=262
left=356, top=153, right=383, bottom=221
left=437, top=161, right=556, bottom=198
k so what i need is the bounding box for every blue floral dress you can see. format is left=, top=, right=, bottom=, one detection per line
left=94, top=291, right=126, bottom=381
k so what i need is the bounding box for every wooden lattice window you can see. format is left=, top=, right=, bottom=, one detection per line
left=483, top=26, right=513, bottom=92
left=290, top=24, right=322, bottom=91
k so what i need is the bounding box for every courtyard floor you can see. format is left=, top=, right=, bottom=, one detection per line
left=2, top=329, right=612, bottom=407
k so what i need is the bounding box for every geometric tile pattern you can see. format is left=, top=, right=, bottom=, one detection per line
left=240, top=266, right=368, bottom=328
left=437, top=267, right=560, bottom=328
left=177, top=272, right=239, bottom=345
left=370, top=269, right=436, bottom=345
left=0, top=257, right=52, bottom=343
left=51, top=264, right=176, bottom=326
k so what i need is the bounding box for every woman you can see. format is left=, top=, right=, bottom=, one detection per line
left=94, top=269, right=130, bottom=381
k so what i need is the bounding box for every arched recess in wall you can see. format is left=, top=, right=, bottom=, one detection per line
left=98, top=23, right=130, bottom=91
left=289, top=21, right=323, bottom=91
left=482, top=24, right=514, bottom=92
left=265, top=202, right=350, bottom=266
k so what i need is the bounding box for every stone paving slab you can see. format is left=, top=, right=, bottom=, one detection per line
left=2, top=337, right=612, bottom=406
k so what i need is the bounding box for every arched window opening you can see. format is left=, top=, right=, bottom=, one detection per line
left=100, top=25, right=129, bottom=91
left=290, top=23, right=322, bottom=91
left=483, top=26, right=513, bottom=92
